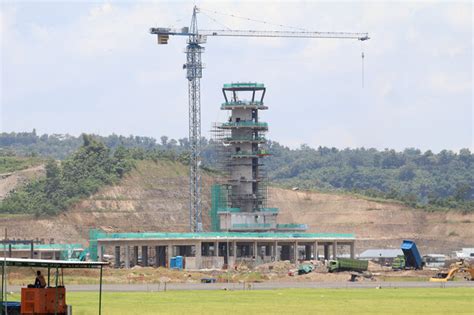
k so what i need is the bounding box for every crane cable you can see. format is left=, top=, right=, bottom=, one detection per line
left=200, top=11, right=233, bottom=31
left=200, top=7, right=308, bottom=31
left=361, top=41, right=365, bottom=88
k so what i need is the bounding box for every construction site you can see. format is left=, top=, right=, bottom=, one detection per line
left=1, top=3, right=473, bottom=315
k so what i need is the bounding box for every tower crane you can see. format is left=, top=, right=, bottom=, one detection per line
left=150, top=6, right=369, bottom=233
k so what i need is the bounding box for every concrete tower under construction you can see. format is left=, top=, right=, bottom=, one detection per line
left=211, top=82, right=307, bottom=233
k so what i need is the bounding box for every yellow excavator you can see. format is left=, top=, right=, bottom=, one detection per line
left=429, top=260, right=474, bottom=282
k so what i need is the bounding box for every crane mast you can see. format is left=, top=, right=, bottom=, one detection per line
left=150, top=6, right=369, bottom=233
left=186, top=7, right=204, bottom=232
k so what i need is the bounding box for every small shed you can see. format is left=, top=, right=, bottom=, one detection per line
left=359, top=249, right=403, bottom=266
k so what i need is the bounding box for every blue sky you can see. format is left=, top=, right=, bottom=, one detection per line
left=1, top=1, right=472, bottom=152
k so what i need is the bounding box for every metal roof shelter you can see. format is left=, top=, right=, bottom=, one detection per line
left=359, top=249, right=403, bottom=259
left=1, top=258, right=108, bottom=315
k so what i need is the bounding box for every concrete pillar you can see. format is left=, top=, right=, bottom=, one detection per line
left=233, top=242, right=237, bottom=257
left=332, top=241, right=337, bottom=260
left=350, top=242, right=355, bottom=259
left=274, top=241, right=279, bottom=261
left=305, top=245, right=311, bottom=260
left=133, top=246, right=139, bottom=266
left=324, top=244, right=329, bottom=260
left=97, top=245, right=103, bottom=262
left=214, top=242, right=219, bottom=256
left=195, top=242, right=202, bottom=269
left=293, top=242, right=298, bottom=263
left=314, top=242, right=319, bottom=260
left=253, top=242, right=257, bottom=259
left=167, top=245, right=172, bottom=268
left=125, top=246, right=130, bottom=269
left=155, top=246, right=160, bottom=267
left=142, top=246, right=148, bottom=266
left=114, top=246, right=121, bottom=268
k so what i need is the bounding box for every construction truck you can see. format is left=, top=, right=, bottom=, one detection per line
left=392, top=255, right=406, bottom=270
left=430, top=260, right=474, bottom=282
left=328, top=258, right=368, bottom=273
left=391, top=240, right=423, bottom=270
left=298, top=263, right=315, bottom=275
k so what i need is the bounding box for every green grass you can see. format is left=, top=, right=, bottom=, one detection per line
left=7, top=288, right=474, bottom=315
left=0, top=156, right=43, bottom=173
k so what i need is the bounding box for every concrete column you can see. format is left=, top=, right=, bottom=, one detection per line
left=214, top=242, right=219, bottom=256
left=293, top=242, right=298, bottom=263
left=274, top=241, right=279, bottom=261
left=97, top=245, right=103, bottom=262
left=253, top=242, right=257, bottom=259
left=125, top=246, right=130, bottom=269
left=305, top=245, right=311, bottom=260
left=350, top=242, right=355, bottom=259
left=142, top=246, right=148, bottom=266
left=133, top=246, right=139, bottom=266
left=114, top=246, right=121, bottom=268
left=324, top=244, right=329, bottom=260
left=195, top=242, right=202, bottom=269
left=167, top=245, right=172, bottom=268
left=313, top=242, right=319, bottom=260
left=233, top=242, right=237, bottom=258
left=332, top=241, right=337, bottom=260
left=155, top=246, right=160, bottom=267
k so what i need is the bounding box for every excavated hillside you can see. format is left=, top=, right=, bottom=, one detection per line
left=0, top=160, right=472, bottom=254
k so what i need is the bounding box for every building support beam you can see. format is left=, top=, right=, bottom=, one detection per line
left=253, top=242, right=258, bottom=260
left=324, top=244, right=329, bottom=260
left=332, top=241, right=337, bottom=260
left=274, top=241, right=278, bottom=261
left=167, top=245, right=171, bottom=268
left=125, top=246, right=130, bottom=269
left=142, top=246, right=148, bottom=267
left=313, top=241, right=319, bottom=260
left=350, top=242, right=355, bottom=259
left=293, top=242, right=298, bottom=263
left=305, top=245, right=311, bottom=260
left=114, top=246, right=121, bottom=268
left=195, top=242, right=202, bottom=269
left=97, top=245, right=103, bottom=262
left=133, top=246, right=139, bottom=266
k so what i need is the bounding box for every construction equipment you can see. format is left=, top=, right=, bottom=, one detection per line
left=401, top=240, right=423, bottom=270
left=328, top=258, right=368, bottom=273
left=149, top=6, right=370, bottom=232
left=298, top=263, right=315, bottom=275
left=430, top=260, right=474, bottom=282
left=391, top=255, right=406, bottom=270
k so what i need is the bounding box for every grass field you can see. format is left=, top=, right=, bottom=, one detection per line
left=8, top=288, right=474, bottom=314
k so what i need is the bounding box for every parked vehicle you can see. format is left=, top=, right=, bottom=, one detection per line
left=401, top=240, right=423, bottom=270
left=328, top=258, right=368, bottom=273
left=391, top=255, right=406, bottom=270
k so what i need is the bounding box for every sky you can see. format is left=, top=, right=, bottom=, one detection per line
left=0, top=1, right=472, bottom=152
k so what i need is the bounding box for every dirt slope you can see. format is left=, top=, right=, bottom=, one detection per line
left=0, top=160, right=472, bottom=255
left=0, top=165, right=45, bottom=200
left=271, top=188, right=473, bottom=254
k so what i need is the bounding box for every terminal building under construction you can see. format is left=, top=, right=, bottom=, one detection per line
left=91, top=83, right=357, bottom=269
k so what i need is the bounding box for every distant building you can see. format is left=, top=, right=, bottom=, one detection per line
left=359, top=249, right=403, bottom=265
left=423, top=254, right=446, bottom=268
left=455, top=248, right=474, bottom=259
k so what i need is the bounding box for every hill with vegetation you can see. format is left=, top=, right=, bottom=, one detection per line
left=1, top=131, right=473, bottom=213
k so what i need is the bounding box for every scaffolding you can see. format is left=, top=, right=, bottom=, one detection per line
left=212, top=83, right=270, bottom=215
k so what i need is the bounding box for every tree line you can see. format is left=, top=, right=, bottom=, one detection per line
left=1, top=131, right=472, bottom=212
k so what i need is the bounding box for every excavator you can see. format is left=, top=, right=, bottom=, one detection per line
left=429, top=260, right=474, bottom=282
